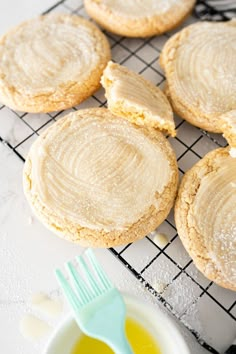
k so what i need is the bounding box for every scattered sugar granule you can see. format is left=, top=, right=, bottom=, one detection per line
left=153, top=281, right=167, bottom=294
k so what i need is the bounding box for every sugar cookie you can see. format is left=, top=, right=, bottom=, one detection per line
left=101, top=61, right=176, bottom=136
left=0, top=14, right=110, bottom=112
left=84, top=0, right=196, bottom=37
left=175, top=148, right=236, bottom=290
left=23, top=108, right=178, bottom=247
left=160, top=21, right=236, bottom=132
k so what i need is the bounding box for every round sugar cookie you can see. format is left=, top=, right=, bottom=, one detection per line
left=175, top=148, right=236, bottom=290
left=23, top=108, right=178, bottom=248
left=160, top=21, right=236, bottom=133
left=0, top=14, right=111, bottom=113
left=84, top=0, right=196, bottom=37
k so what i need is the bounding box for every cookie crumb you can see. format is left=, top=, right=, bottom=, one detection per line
left=31, top=292, right=63, bottom=318
left=19, top=314, right=52, bottom=340
left=153, top=281, right=167, bottom=293
left=153, top=233, right=169, bottom=248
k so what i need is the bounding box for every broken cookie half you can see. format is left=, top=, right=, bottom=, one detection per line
left=101, top=61, right=176, bottom=137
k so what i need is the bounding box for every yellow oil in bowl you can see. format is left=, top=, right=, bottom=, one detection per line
left=71, top=317, right=161, bottom=353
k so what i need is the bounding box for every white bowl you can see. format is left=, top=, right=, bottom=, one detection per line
left=44, top=293, right=190, bottom=354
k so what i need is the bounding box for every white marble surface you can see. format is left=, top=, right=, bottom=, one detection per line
left=0, top=1, right=235, bottom=354
left=0, top=0, right=56, bottom=35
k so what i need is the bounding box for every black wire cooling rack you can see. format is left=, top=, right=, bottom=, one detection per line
left=0, top=1, right=235, bottom=353
left=195, top=0, right=236, bottom=21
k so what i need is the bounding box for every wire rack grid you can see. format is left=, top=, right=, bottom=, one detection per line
left=0, top=1, right=235, bottom=354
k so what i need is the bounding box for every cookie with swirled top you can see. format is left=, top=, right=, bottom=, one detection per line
left=0, top=14, right=110, bottom=113
left=160, top=21, right=236, bottom=132
left=23, top=108, right=178, bottom=247
left=84, top=0, right=196, bottom=37
left=175, top=148, right=236, bottom=290
left=101, top=61, right=176, bottom=137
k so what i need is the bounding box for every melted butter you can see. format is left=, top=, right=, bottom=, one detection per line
left=71, top=317, right=161, bottom=354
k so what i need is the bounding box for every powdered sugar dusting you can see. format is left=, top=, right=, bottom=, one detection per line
left=101, top=0, right=182, bottom=17
left=213, top=222, right=236, bottom=283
